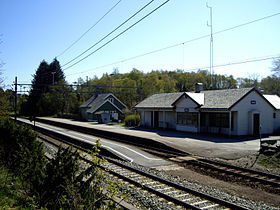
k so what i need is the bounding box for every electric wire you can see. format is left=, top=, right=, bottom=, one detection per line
left=62, top=0, right=170, bottom=71
left=64, top=11, right=280, bottom=76
left=57, top=0, right=122, bottom=58
left=183, top=55, right=280, bottom=72
left=65, top=55, right=280, bottom=77
left=61, top=0, right=156, bottom=68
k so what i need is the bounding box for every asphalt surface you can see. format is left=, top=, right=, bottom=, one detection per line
left=18, top=118, right=172, bottom=167
left=38, top=117, right=261, bottom=160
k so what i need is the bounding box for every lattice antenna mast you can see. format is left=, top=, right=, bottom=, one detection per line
left=207, top=2, right=214, bottom=88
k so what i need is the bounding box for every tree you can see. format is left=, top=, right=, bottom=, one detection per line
left=0, top=35, right=5, bottom=88
left=0, top=88, right=12, bottom=115
left=272, top=58, right=280, bottom=77
left=24, top=59, right=67, bottom=116
left=237, top=73, right=260, bottom=88
left=260, top=76, right=280, bottom=95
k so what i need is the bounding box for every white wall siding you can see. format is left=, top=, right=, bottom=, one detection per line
left=140, top=111, right=152, bottom=127
left=175, top=96, right=199, bottom=132
left=231, top=91, right=274, bottom=135
left=175, top=96, right=198, bottom=113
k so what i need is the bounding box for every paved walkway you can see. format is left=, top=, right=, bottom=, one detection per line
left=39, top=117, right=261, bottom=160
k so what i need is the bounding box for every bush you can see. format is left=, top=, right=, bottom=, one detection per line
left=124, top=114, right=140, bottom=127
left=0, top=117, right=118, bottom=209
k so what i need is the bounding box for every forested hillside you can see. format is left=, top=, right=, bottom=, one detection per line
left=4, top=59, right=280, bottom=117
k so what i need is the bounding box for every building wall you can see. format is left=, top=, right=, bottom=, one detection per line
left=273, top=110, right=280, bottom=133
left=165, top=111, right=176, bottom=129
left=107, top=95, right=126, bottom=111
left=141, top=111, right=151, bottom=127
left=231, top=91, right=274, bottom=135
left=81, top=108, right=89, bottom=121
left=140, top=110, right=176, bottom=129
left=175, top=96, right=199, bottom=132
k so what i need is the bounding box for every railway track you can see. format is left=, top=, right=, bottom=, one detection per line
left=180, top=158, right=280, bottom=193
left=16, top=118, right=279, bottom=208
left=38, top=133, right=247, bottom=210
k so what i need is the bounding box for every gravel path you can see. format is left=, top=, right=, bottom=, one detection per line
left=42, top=139, right=279, bottom=209
left=115, top=159, right=279, bottom=209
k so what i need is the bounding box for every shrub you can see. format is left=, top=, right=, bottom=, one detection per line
left=124, top=114, right=140, bottom=127
left=0, top=117, right=118, bottom=209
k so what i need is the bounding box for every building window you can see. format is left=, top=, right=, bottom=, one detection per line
left=209, top=113, right=229, bottom=128
left=108, top=97, right=114, bottom=103
left=273, top=113, right=276, bottom=118
left=177, top=112, right=198, bottom=127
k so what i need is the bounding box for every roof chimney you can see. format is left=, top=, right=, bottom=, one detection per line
left=195, top=83, right=203, bottom=93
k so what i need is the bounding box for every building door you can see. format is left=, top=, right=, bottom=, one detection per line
left=253, top=114, right=260, bottom=136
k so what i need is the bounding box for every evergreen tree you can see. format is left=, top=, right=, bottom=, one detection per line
left=23, top=59, right=66, bottom=116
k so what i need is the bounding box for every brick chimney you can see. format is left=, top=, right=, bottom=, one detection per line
left=195, top=83, right=203, bottom=93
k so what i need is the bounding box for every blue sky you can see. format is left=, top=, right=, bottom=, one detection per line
left=1, top=0, right=280, bottom=89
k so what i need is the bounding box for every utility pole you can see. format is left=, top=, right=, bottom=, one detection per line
left=207, top=3, right=214, bottom=88
left=14, top=76, right=17, bottom=121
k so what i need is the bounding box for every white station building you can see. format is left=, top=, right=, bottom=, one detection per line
left=134, top=85, right=280, bottom=136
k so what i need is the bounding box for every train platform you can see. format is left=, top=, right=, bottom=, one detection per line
left=38, top=117, right=261, bottom=160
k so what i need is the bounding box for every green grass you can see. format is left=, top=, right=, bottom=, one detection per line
left=0, top=165, right=35, bottom=209
left=108, top=122, right=125, bottom=126
left=258, top=152, right=280, bottom=169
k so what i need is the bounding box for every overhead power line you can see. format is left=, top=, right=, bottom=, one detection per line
left=65, top=54, right=280, bottom=77
left=56, top=0, right=122, bottom=58
left=64, top=11, right=280, bottom=76
left=62, top=0, right=157, bottom=68
left=183, top=55, right=280, bottom=72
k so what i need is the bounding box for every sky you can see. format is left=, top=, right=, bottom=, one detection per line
left=1, top=0, right=280, bottom=90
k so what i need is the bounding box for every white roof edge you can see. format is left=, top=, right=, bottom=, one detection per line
left=185, top=92, right=205, bottom=105
left=263, top=94, right=280, bottom=109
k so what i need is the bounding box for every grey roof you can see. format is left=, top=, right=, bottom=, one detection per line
left=201, top=88, right=253, bottom=110
left=135, top=92, right=183, bottom=109
left=86, top=94, right=111, bottom=113
left=263, top=95, right=280, bottom=109
left=80, top=93, right=126, bottom=114
left=80, top=93, right=109, bottom=109
left=135, top=88, right=255, bottom=110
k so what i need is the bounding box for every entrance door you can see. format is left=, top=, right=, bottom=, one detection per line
left=253, top=114, right=260, bottom=136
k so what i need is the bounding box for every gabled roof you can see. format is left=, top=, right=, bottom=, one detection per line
left=80, top=93, right=109, bottom=109
left=172, top=92, right=204, bottom=107
left=134, top=92, right=183, bottom=109
left=87, top=100, right=123, bottom=114
left=201, top=88, right=253, bottom=110
left=80, top=93, right=126, bottom=114
left=134, top=88, right=268, bottom=111
left=263, top=95, right=280, bottom=110
left=79, top=94, right=99, bottom=108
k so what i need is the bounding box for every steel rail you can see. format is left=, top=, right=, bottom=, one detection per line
left=34, top=126, right=247, bottom=209
left=184, top=159, right=280, bottom=189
